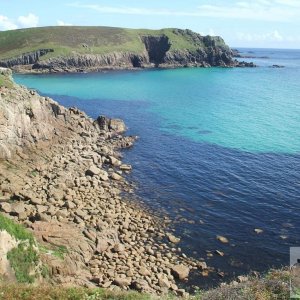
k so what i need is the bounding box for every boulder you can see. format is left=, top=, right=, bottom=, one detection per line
left=111, top=172, right=122, bottom=181
left=216, top=235, right=229, bottom=244
left=120, top=164, right=132, bottom=171
left=171, top=264, right=189, bottom=280
left=86, top=165, right=101, bottom=176
left=0, top=203, right=12, bottom=213
left=114, top=276, right=132, bottom=288
left=167, top=234, right=180, bottom=244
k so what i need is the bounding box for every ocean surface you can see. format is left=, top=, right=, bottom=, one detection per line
left=15, top=48, right=300, bottom=288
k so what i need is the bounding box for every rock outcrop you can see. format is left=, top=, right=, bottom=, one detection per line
left=0, top=49, right=54, bottom=68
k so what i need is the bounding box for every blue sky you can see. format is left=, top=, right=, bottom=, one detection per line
left=0, top=0, right=299, bottom=48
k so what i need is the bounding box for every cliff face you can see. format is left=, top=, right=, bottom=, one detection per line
left=0, top=67, right=99, bottom=158
left=0, top=49, right=54, bottom=68
left=0, top=27, right=248, bottom=73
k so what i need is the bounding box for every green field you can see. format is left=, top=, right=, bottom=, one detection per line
left=0, top=26, right=228, bottom=61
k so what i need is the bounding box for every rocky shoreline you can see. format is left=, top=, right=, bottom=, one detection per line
left=0, top=68, right=210, bottom=296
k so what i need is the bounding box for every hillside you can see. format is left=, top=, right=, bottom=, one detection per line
left=0, top=26, right=245, bottom=72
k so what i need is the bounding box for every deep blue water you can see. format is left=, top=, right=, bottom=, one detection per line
left=14, top=48, right=300, bottom=287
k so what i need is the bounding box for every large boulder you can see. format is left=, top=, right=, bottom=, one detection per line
left=171, top=264, right=190, bottom=280
left=96, top=116, right=126, bottom=133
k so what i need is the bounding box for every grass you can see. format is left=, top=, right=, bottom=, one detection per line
left=0, top=214, right=40, bottom=283
left=39, top=244, right=68, bottom=260
left=0, top=268, right=292, bottom=300
left=0, top=213, right=34, bottom=242
left=0, top=74, right=13, bottom=88
left=0, top=26, right=229, bottom=61
left=7, top=243, right=39, bottom=283
left=0, top=286, right=154, bottom=300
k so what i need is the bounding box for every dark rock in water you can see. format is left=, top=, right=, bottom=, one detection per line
left=270, top=64, right=284, bottom=68
left=236, top=61, right=257, bottom=68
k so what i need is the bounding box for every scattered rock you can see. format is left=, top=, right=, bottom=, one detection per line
left=111, top=172, right=122, bottom=181
left=86, top=165, right=101, bottom=176
left=0, top=203, right=12, bottom=213
left=171, top=264, right=189, bottom=280
left=215, top=250, right=224, bottom=256
left=167, top=234, right=180, bottom=244
left=216, top=235, right=229, bottom=244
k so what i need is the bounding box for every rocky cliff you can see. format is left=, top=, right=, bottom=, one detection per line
left=0, top=27, right=253, bottom=73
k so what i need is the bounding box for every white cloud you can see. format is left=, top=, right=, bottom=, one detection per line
left=237, top=30, right=286, bottom=42
left=0, top=15, right=18, bottom=30
left=17, top=13, right=39, bottom=28
left=275, top=0, right=300, bottom=7
left=67, top=1, right=300, bottom=22
left=57, top=20, right=73, bottom=26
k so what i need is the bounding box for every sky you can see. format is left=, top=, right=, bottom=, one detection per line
left=0, top=0, right=300, bottom=49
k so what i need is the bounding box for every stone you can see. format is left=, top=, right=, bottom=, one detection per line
left=216, top=235, right=229, bottom=244
left=11, top=202, right=25, bottom=214
left=111, top=172, right=122, bottom=181
left=114, top=276, right=132, bottom=288
left=197, top=261, right=207, bottom=270
left=215, top=250, right=224, bottom=256
left=86, top=165, right=101, bottom=177
left=158, top=275, right=171, bottom=288
left=1, top=203, right=12, bottom=213
left=113, top=243, right=125, bottom=253
left=167, top=234, right=180, bottom=244
left=139, top=266, right=151, bottom=276
left=30, top=198, right=43, bottom=205
left=98, top=170, right=109, bottom=181
left=120, top=164, right=132, bottom=171
left=171, top=264, right=189, bottom=280
left=109, top=119, right=126, bottom=133
left=56, top=209, right=69, bottom=218
left=109, top=156, right=121, bottom=166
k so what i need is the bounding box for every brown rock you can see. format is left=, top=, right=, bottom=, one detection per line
left=86, top=165, right=101, bottom=176
left=1, top=203, right=12, bottom=213
left=113, top=243, right=125, bottom=253
left=167, top=234, right=180, bottom=244
left=114, top=276, right=132, bottom=288
left=111, top=172, right=122, bottom=181
left=171, top=264, right=189, bottom=280
left=216, top=235, right=229, bottom=244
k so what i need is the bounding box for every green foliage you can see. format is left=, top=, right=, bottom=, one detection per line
left=0, top=26, right=228, bottom=61
left=7, top=243, right=39, bottom=283
left=39, top=244, right=68, bottom=260
left=0, top=285, right=154, bottom=300
left=0, top=214, right=34, bottom=242
left=0, top=74, right=13, bottom=88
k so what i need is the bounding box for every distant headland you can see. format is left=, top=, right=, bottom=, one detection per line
left=0, top=26, right=254, bottom=73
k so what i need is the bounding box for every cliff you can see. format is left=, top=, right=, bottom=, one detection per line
left=0, top=26, right=251, bottom=73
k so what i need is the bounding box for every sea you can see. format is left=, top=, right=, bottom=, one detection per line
left=14, top=48, right=300, bottom=288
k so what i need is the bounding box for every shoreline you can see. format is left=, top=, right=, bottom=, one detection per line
left=0, top=71, right=209, bottom=296
left=10, top=59, right=256, bottom=75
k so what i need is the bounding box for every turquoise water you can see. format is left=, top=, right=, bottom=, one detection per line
left=16, top=51, right=300, bottom=154
left=14, top=48, right=300, bottom=287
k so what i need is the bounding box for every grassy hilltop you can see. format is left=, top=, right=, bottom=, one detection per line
left=0, top=26, right=229, bottom=61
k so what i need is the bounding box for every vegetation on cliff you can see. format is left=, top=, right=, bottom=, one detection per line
left=0, top=26, right=236, bottom=71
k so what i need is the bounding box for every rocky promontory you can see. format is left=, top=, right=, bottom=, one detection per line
left=0, top=68, right=209, bottom=296
left=0, top=27, right=254, bottom=73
